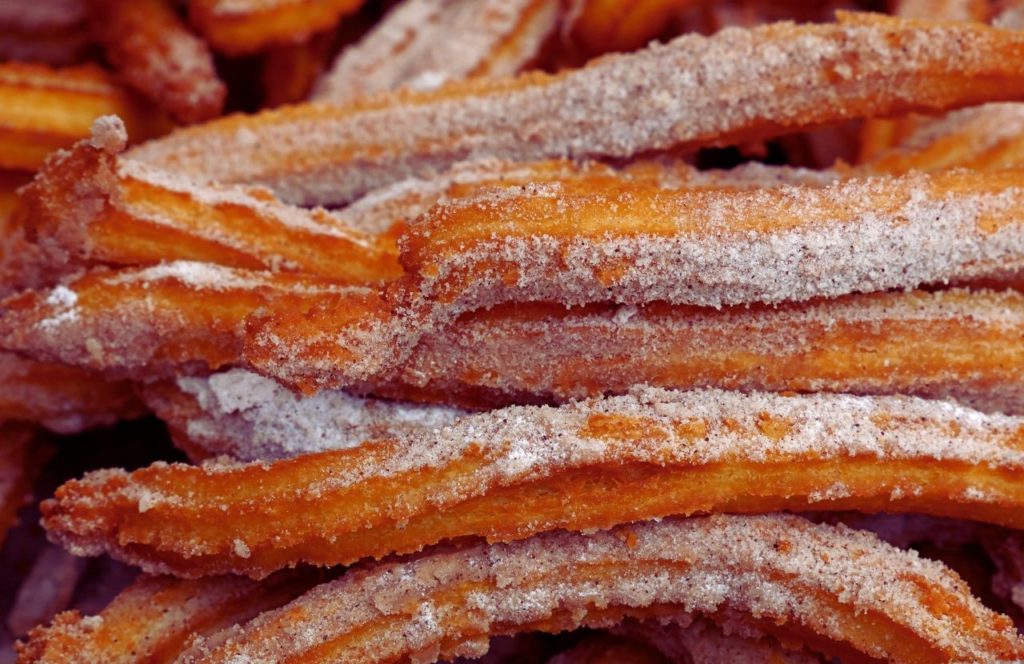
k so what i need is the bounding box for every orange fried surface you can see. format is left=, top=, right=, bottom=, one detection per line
left=0, top=62, right=166, bottom=171
left=39, top=389, right=1024, bottom=578
left=18, top=571, right=320, bottom=664
left=0, top=263, right=383, bottom=379
left=18, top=130, right=401, bottom=284
left=87, top=0, right=225, bottom=124
left=174, top=515, right=1024, bottom=664
left=187, top=0, right=366, bottom=55
left=371, top=290, right=1024, bottom=414
left=128, top=13, right=1024, bottom=206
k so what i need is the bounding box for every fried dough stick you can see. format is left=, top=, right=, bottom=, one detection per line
left=0, top=353, right=143, bottom=434
left=857, top=0, right=991, bottom=162
left=140, top=369, right=465, bottom=462
left=864, top=103, right=1024, bottom=174
left=396, top=170, right=1024, bottom=319
left=17, top=571, right=320, bottom=664
left=87, top=0, right=226, bottom=124
left=129, top=13, right=1024, bottom=206
left=314, top=0, right=561, bottom=103
left=4, top=266, right=1022, bottom=406
left=177, top=515, right=1024, bottom=664
left=187, top=0, right=366, bottom=55
left=41, top=388, right=1024, bottom=578
left=364, top=289, right=1024, bottom=415
left=0, top=62, right=165, bottom=171
left=17, top=119, right=401, bottom=285
left=16, top=120, right=835, bottom=284
left=0, top=262, right=383, bottom=380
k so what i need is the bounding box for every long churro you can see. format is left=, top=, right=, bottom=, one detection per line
left=41, top=387, right=1024, bottom=578
left=177, top=514, right=1024, bottom=663
left=128, top=13, right=1024, bottom=206
left=363, top=289, right=1024, bottom=415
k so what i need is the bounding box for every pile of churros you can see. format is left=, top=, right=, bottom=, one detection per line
left=6, top=0, right=1024, bottom=662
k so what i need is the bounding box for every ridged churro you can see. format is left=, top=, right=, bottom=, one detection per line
left=176, top=514, right=1024, bottom=663
left=129, top=13, right=1024, bottom=206
left=18, top=119, right=400, bottom=284
left=17, top=571, right=320, bottom=664
left=0, top=62, right=165, bottom=171
left=41, top=388, right=1024, bottom=578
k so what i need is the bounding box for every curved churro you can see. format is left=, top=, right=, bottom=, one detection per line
left=41, top=387, right=1024, bottom=578
left=128, top=13, right=1024, bottom=206
left=315, top=0, right=560, bottom=103
left=87, top=0, right=225, bottom=125
left=0, top=352, right=144, bottom=434
left=17, top=571, right=320, bottom=664
left=177, top=515, right=1024, bottom=663
left=140, top=369, right=465, bottom=462
left=18, top=120, right=400, bottom=285
left=0, top=262, right=382, bottom=380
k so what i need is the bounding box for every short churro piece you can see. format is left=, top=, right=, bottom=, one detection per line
left=87, top=0, right=225, bottom=124
left=314, top=0, right=561, bottom=103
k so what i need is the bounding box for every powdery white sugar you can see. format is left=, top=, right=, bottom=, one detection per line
left=175, top=369, right=466, bottom=461
left=38, top=285, right=79, bottom=330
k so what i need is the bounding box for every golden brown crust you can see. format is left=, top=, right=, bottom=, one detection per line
left=87, top=0, right=225, bottom=124
left=129, top=13, right=1024, bottom=206
left=16, top=571, right=320, bottom=664
left=187, top=0, right=366, bottom=55
left=17, top=125, right=401, bottom=285
left=0, top=62, right=167, bottom=171
left=39, top=388, right=1024, bottom=578
left=178, top=515, right=1024, bottom=663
